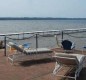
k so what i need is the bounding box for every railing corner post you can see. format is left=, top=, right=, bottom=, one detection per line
left=36, top=33, right=38, bottom=49
left=4, top=36, right=6, bottom=56
left=62, top=31, right=63, bottom=42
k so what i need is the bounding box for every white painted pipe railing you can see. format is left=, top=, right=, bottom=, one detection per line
left=0, top=28, right=86, bottom=56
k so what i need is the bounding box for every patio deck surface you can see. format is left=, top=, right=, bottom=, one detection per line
left=0, top=48, right=86, bottom=80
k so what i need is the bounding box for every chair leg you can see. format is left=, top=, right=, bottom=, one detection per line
left=75, top=74, right=77, bottom=80
left=53, top=62, right=61, bottom=75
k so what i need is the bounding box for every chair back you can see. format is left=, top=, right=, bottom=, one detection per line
left=9, top=46, right=17, bottom=53
left=54, top=53, right=79, bottom=65
left=61, top=40, right=72, bottom=50
left=54, top=56, right=78, bottom=65
left=8, top=42, right=27, bottom=54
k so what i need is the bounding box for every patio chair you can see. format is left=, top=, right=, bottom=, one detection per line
left=61, top=40, right=75, bottom=53
left=7, top=42, right=53, bottom=64
left=53, top=52, right=86, bottom=80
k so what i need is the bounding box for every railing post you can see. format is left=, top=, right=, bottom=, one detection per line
left=62, top=31, right=63, bottom=42
left=4, top=36, right=6, bottom=56
left=36, top=33, right=38, bottom=49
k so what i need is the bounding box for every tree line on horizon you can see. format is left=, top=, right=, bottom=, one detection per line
left=0, top=17, right=86, bottom=20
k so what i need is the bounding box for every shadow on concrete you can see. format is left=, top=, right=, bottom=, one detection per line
left=19, top=58, right=55, bottom=67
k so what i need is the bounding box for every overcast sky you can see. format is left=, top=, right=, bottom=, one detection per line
left=0, top=0, right=86, bottom=18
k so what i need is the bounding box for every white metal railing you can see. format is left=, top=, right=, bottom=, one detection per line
left=0, top=28, right=86, bottom=56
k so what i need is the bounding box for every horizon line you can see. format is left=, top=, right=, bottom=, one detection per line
left=0, top=17, right=86, bottom=20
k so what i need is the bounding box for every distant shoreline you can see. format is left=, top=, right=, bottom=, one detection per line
left=0, top=17, right=86, bottom=20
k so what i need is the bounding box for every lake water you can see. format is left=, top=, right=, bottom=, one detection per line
left=0, top=20, right=86, bottom=34
left=0, top=20, right=86, bottom=50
